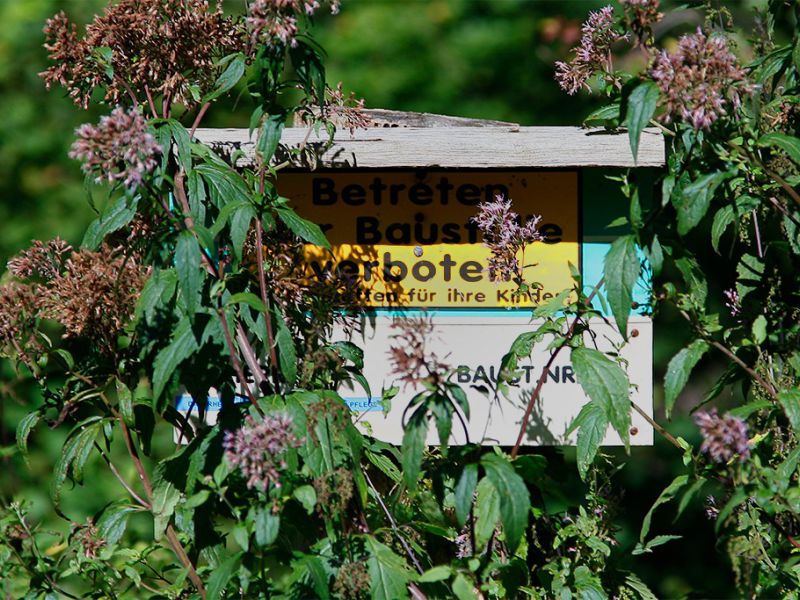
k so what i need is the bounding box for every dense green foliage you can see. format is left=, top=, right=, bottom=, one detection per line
left=2, top=1, right=800, bottom=599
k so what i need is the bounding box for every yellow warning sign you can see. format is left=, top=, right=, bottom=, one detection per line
left=279, top=170, right=578, bottom=308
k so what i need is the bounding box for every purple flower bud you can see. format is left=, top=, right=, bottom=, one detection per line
left=694, top=409, right=750, bottom=463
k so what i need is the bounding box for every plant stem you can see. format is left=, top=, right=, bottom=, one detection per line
left=94, top=441, right=150, bottom=508
left=254, top=217, right=281, bottom=389
left=189, top=102, right=211, bottom=139
left=629, top=402, right=683, bottom=450
left=217, top=306, right=263, bottom=415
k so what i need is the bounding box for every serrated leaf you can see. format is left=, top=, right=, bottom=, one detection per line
left=454, top=463, right=478, bottom=528
left=632, top=534, right=683, bottom=555
left=779, top=389, right=800, bottom=431
left=83, top=196, right=137, bottom=250
left=711, top=205, right=735, bottom=254
left=569, top=401, right=608, bottom=479
left=276, top=206, right=331, bottom=248
left=625, top=81, right=659, bottom=163
left=230, top=203, right=256, bottom=261
left=603, top=235, right=640, bottom=338
left=206, top=551, right=242, bottom=600
left=583, top=103, right=620, bottom=127
left=625, top=573, right=658, bottom=600
left=152, top=479, right=180, bottom=540
left=474, top=477, right=500, bottom=550
left=169, top=120, right=193, bottom=173
left=640, top=474, right=688, bottom=543
left=401, top=410, right=427, bottom=492
left=116, top=380, right=135, bottom=427
left=481, top=454, right=530, bottom=552
left=675, top=256, right=707, bottom=307
left=152, top=317, right=199, bottom=403
left=16, top=412, right=41, bottom=463
left=758, top=132, right=800, bottom=165
left=574, top=565, right=607, bottom=600
left=452, top=574, right=478, bottom=600
left=96, top=503, right=138, bottom=546
left=419, top=565, right=452, bottom=583
left=226, top=292, right=267, bottom=314
left=674, top=171, right=726, bottom=235
left=274, top=308, right=297, bottom=386
left=175, top=231, right=201, bottom=314
left=257, top=114, right=285, bottom=163
left=293, top=485, right=317, bottom=514
left=254, top=506, right=280, bottom=547
left=572, top=348, right=630, bottom=449
left=664, top=340, right=709, bottom=419
left=204, top=53, right=245, bottom=102
left=364, top=535, right=411, bottom=600
left=52, top=417, right=104, bottom=504
left=533, top=288, right=572, bottom=318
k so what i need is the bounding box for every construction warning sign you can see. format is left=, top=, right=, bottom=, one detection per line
left=279, top=170, right=579, bottom=308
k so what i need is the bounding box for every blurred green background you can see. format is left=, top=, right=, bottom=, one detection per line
left=0, top=0, right=766, bottom=596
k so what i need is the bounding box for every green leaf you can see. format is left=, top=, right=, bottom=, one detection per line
left=569, top=401, right=608, bottom=479
left=711, top=205, right=735, bottom=254
left=152, top=479, right=180, bottom=540
left=364, top=535, right=411, bottom=600
left=296, top=555, right=330, bottom=600
left=625, top=573, right=658, bottom=600
left=257, top=114, right=285, bottom=163
left=474, top=477, right=500, bottom=550
left=276, top=206, right=331, bottom=249
left=254, top=506, right=280, bottom=547
left=675, top=256, right=707, bottom=307
left=640, top=474, right=688, bottom=543
left=401, top=410, right=427, bottom=491
left=96, top=503, right=138, bottom=546
left=116, top=380, right=135, bottom=428
left=779, top=389, right=800, bottom=431
left=419, top=565, right=452, bottom=583
left=625, top=81, right=659, bottom=163
left=664, top=340, right=709, bottom=419
left=603, top=235, right=640, bottom=337
left=152, top=317, right=199, bottom=404
left=674, top=171, right=726, bottom=236
left=230, top=203, right=256, bottom=261
left=169, top=120, right=193, bottom=173
left=752, top=314, right=767, bottom=345
left=533, top=288, right=572, bottom=318
left=82, top=196, right=137, bottom=250
left=632, top=534, right=683, bottom=555
left=293, top=485, right=317, bottom=514
left=454, top=463, right=478, bottom=528
left=574, top=565, right=607, bottom=600
left=205, top=53, right=245, bottom=102
left=758, top=132, right=800, bottom=165
left=206, top=552, right=242, bottom=600
left=452, top=574, right=478, bottom=600
left=274, top=308, right=297, bottom=386
left=175, top=231, right=201, bottom=314
left=52, top=417, right=104, bottom=504
left=16, top=412, right=41, bottom=463
left=583, top=103, right=620, bottom=128
left=572, top=348, right=631, bottom=449
left=481, top=453, right=530, bottom=552
left=226, top=292, right=267, bottom=314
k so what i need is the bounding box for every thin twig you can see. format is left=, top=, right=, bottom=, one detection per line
left=254, top=218, right=281, bottom=387
left=511, top=279, right=604, bottom=459
left=678, top=309, right=778, bottom=399
left=218, top=307, right=263, bottom=415
left=143, top=85, right=159, bottom=120
left=629, top=402, right=683, bottom=450
left=752, top=209, right=763, bottom=258
left=94, top=441, right=150, bottom=508
left=364, top=471, right=425, bottom=575
left=189, top=102, right=211, bottom=139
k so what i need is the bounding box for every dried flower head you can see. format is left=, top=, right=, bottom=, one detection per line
left=472, top=195, right=543, bottom=283
left=621, top=0, right=662, bottom=46
left=7, top=238, right=72, bottom=281
left=388, top=316, right=450, bottom=388
left=37, top=246, right=149, bottom=350
left=313, top=467, right=353, bottom=517
left=694, top=409, right=750, bottom=463
left=70, top=107, right=161, bottom=189
left=223, top=413, right=301, bottom=491
left=75, top=518, right=106, bottom=559
left=41, top=1, right=244, bottom=110
left=555, top=6, right=625, bottom=95
left=333, top=561, right=370, bottom=599
left=247, top=0, right=340, bottom=47
left=0, top=283, right=40, bottom=357
left=650, top=28, right=752, bottom=130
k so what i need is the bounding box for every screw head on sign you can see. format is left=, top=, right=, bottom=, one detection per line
left=414, top=246, right=423, bottom=257
left=631, top=329, right=639, bottom=338
left=630, top=426, right=639, bottom=436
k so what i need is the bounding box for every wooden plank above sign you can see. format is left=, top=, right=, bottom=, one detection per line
left=194, top=126, right=666, bottom=169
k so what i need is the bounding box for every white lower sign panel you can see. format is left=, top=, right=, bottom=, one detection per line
left=336, top=313, right=653, bottom=446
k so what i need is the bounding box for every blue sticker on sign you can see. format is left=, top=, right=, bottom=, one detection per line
left=343, top=397, right=384, bottom=412
left=175, top=394, right=248, bottom=412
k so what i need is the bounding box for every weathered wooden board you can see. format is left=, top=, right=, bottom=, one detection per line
left=194, top=126, right=665, bottom=169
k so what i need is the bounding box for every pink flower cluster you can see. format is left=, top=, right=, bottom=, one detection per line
left=650, top=29, right=752, bottom=130
left=69, top=107, right=161, bottom=189
left=247, top=0, right=340, bottom=47
left=471, top=195, right=543, bottom=283
left=223, top=413, right=301, bottom=491
left=694, top=409, right=750, bottom=463
left=555, top=6, right=624, bottom=95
